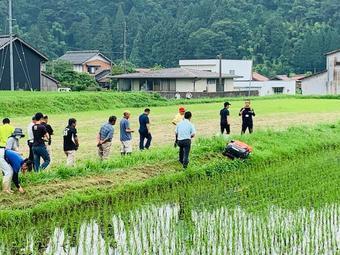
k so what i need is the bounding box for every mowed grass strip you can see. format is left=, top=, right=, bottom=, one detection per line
left=5, top=97, right=340, bottom=166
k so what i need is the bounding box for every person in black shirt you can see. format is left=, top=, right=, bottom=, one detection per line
left=41, top=116, right=54, bottom=145
left=32, top=112, right=50, bottom=171
left=63, top=118, right=79, bottom=166
left=220, top=102, right=231, bottom=135
left=139, top=108, right=152, bottom=150
left=239, top=100, right=256, bottom=134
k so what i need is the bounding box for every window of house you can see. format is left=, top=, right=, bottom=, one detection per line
left=169, top=79, right=176, bottom=91
left=87, top=66, right=97, bottom=74
left=229, top=70, right=235, bottom=75
left=273, top=87, right=284, bottom=94
left=207, top=79, right=216, bottom=84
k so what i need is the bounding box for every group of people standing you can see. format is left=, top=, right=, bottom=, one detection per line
left=220, top=99, right=256, bottom=135
left=1, top=100, right=255, bottom=194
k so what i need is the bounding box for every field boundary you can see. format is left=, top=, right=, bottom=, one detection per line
left=0, top=122, right=340, bottom=225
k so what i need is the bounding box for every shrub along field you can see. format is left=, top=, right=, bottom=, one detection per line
left=3, top=95, right=340, bottom=166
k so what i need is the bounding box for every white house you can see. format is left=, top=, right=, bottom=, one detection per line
left=301, top=49, right=340, bottom=95
left=179, top=59, right=297, bottom=96
left=112, top=68, right=239, bottom=92
left=179, top=59, right=252, bottom=81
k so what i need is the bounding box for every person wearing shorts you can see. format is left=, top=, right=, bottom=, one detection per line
left=120, top=111, right=134, bottom=155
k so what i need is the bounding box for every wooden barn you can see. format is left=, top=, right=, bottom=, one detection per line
left=0, top=35, right=49, bottom=91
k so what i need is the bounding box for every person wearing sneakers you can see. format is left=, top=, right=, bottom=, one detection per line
left=6, top=128, right=25, bottom=152
left=120, top=111, right=134, bottom=155
left=0, top=148, right=32, bottom=194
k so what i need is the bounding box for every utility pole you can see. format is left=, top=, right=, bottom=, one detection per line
left=217, top=54, right=222, bottom=90
left=9, top=0, right=14, bottom=91
left=248, top=59, right=253, bottom=97
left=123, top=21, right=127, bottom=74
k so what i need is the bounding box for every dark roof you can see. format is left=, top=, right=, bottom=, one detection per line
left=299, top=70, right=327, bottom=81
left=325, top=49, right=340, bottom=56
left=95, top=69, right=111, bottom=81
left=41, top=72, right=60, bottom=83
left=0, top=35, right=48, bottom=61
left=59, top=50, right=112, bottom=65
left=112, top=68, right=241, bottom=79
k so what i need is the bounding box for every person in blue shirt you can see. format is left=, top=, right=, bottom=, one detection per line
left=0, top=149, right=32, bottom=194
left=139, top=108, right=152, bottom=150
left=120, top=111, right=134, bottom=155
left=175, top=111, right=196, bottom=168
left=97, top=116, right=116, bottom=160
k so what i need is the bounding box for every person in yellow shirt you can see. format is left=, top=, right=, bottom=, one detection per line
left=0, top=118, right=15, bottom=148
left=172, top=107, right=186, bottom=126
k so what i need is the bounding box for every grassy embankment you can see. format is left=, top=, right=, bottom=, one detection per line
left=0, top=121, right=340, bottom=224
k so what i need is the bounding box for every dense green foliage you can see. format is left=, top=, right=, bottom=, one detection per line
left=45, top=60, right=99, bottom=91
left=0, top=0, right=339, bottom=76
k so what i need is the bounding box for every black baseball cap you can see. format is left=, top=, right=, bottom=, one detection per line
left=224, top=102, right=231, bottom=106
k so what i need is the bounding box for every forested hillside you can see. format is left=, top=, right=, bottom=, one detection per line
left=0, top=0, right=339, bottom=76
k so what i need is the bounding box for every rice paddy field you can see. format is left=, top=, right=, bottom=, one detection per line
left=1, top=95, right=340, bottom=254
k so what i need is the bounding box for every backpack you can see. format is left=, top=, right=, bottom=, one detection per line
left=223, top=140, right=253, bottom=159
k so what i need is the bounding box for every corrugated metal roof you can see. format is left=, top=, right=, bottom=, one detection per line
left=252, top=72, right=269, bottom=81
left=112, top=68, right=240, bottom=79
left=0, top=36, right=10, bottom=48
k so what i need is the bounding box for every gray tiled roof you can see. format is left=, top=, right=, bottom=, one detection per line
left=59, top=50, right=112, bottom=65
left=0, top=36, right=10, bottom=48
left=112, top=68, right=241, bottom=79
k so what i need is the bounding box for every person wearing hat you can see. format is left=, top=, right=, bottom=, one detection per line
left=0, top=148, right=32, bottom=194
left=120, top=111, right=134, bottom=155
left=220, top=102, right=231, bottom=135
left=6, top=128, right=25, bottom=152
left=172, top=107, right=186, bottom=126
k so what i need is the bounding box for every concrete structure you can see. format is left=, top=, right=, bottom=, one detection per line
left=112, top=68, right=240, bottom=92
left=301, top=49, right=340, bottom=95
left=179, top=59, right=252, bottom=81
left=0, top=35, right=48, bottom=90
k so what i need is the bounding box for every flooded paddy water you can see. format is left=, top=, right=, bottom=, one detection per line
left=1, top=150, right=339, bottom=254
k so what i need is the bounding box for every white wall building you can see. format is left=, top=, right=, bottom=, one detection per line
left=180, top=59, right=297, bottom=96
left=301, top=49, right=340, bottom=95
left=179, top=59, right=252, bottom=81
left=234, top=80, right=296, bottom=96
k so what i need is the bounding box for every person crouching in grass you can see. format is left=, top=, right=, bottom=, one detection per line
left=0, top=148, right=32, bottom=194
left=63, top=118, right=79, bottom=166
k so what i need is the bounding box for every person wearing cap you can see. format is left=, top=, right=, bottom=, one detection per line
left=175, top=111, right=196, bottom=168
left=220, top=102, right=231, bottom=135
left=120, top=111, right=134, bottom=155
left=239, top=99, right=256, bottom=134
left=172, top=107, right=186, bottom=126
left=139, top=108, right=152, bottom=150
left=6, top=128, right=25, bottom=152
left=0, top=118, right=15, bottom=148
left=97, top=116, right=116, bottom=160
left=0, top=148, right=32, bottom=194
left=27, top=116, right=36, bottom=162
left=32, top=112, right=50, bottom=171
